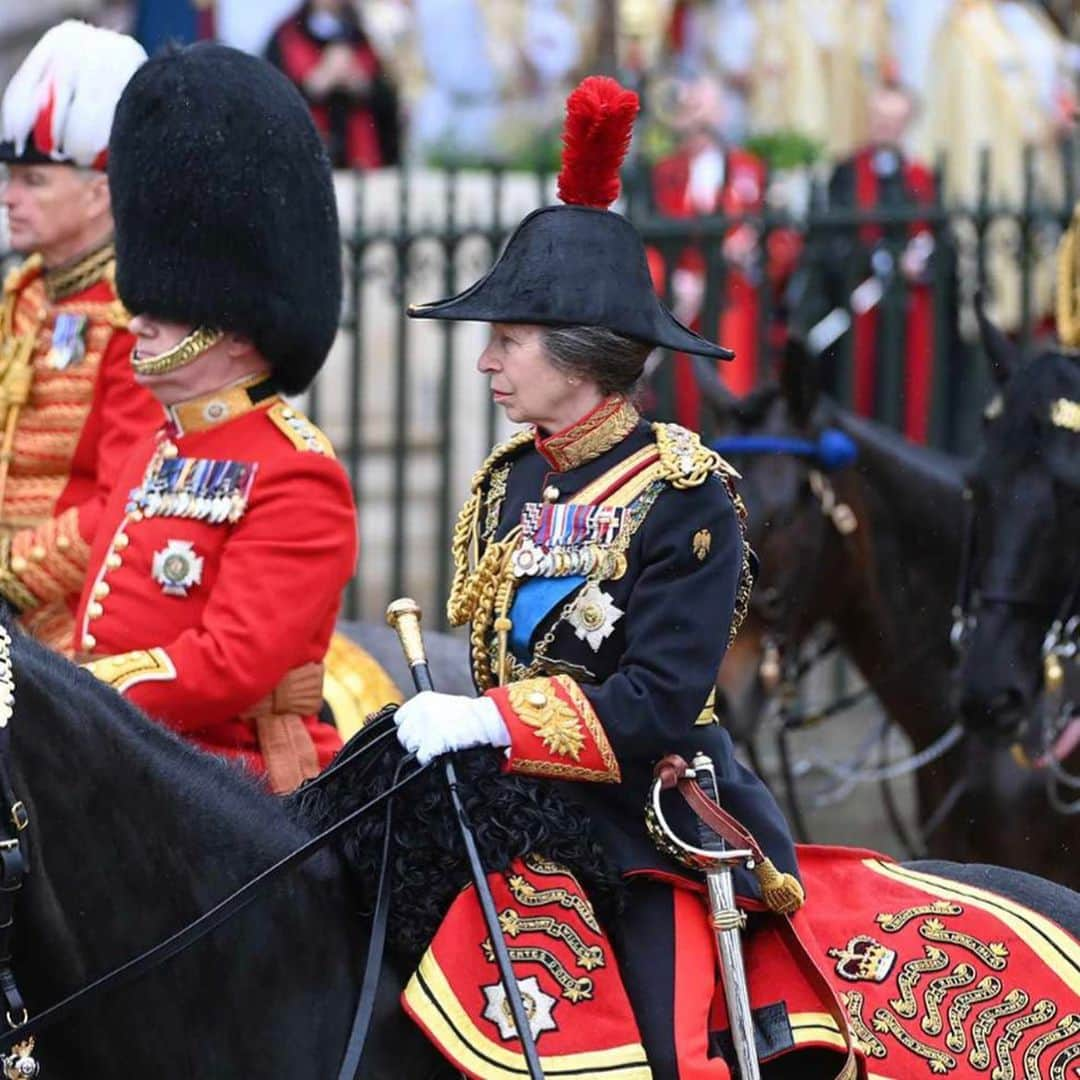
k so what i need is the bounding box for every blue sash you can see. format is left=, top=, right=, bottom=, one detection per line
left=508, top=575, right=585, bottom=659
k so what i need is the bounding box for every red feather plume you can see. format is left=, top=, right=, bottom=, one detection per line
left=556, top=76, right=640, bottom=210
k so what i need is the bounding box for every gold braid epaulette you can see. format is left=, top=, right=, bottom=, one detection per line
left=447, top=429, right=534, bottom=629
left=1057, top=203, right=1080, bottom=348
left=2, top=254, right=42, bottom=299
left=652, top=422, right=738, bottom=488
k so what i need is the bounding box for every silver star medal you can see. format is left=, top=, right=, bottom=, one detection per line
left=151, top=540, right=204, bottom=597
left=482, top=975, right=557, bottom=1042
left=568, top=582, right=623, bottom=652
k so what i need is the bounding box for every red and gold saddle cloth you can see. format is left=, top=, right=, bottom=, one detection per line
left=403, top=847, right=1080, bottom=1079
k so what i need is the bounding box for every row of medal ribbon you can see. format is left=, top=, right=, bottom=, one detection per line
left=512, top=538, right=628, bottom=580
left=515, top=501, right=629, bottom=580
left=126, top=456, right=258, bottom=524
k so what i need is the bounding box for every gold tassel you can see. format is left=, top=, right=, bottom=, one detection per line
left=754, top=858, right=806, bottom=915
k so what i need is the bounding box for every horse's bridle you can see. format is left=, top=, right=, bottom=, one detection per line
left=951, top=481, right=1080, bottom=813
left=0, top=627, right=35, bottom=1078
left=0, top=665, right=426, bottom=1075
left=711, top=431, right=963, bottom=855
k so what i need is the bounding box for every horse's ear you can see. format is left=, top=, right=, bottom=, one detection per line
left=975, top=289, right=1021, bottom=385
left=691, top=355, right=737, bottom=422
left=779, top=336, right=819, bottom=426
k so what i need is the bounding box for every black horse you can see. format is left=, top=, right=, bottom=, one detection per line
left=5, top=617, right=1079, bottom=1077
left=954, top=321, right=1080, bottom=829
left=7, top=618, right=624, bottom=1078
left=704, top=347, right=1080, bottom=886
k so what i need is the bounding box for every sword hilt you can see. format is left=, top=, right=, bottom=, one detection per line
left=646, top=756, right=754, bottom=872
left=690, top=752, right=727, bottom=853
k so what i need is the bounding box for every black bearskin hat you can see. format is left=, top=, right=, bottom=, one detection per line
left=409, top=77, right=732, bottom=361
left=108, top=43, right=341, bottom=393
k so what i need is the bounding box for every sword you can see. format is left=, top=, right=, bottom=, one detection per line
left=386, top=598, right=546, bottom=1080
left=692, top=753, right=761, bottom=1080
left=648, top=754, right=761, bottom=1080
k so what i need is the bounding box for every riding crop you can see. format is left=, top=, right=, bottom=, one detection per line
left=386, top=598, right=547, bottom=1080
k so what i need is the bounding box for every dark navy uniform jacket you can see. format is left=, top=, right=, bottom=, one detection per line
left=450, top=396, right=797, bottom=894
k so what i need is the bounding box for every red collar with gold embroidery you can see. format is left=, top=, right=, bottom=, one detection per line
left=535, top=397, right=640, bottom=472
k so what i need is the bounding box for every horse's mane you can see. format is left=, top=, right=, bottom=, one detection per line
left=8, top=614, right=305, bottom=864
left=829, top=406, right=965, bottom=499
left=290, top=707, right=625, bottom=960
left=9, top=618, right=622, bottom=963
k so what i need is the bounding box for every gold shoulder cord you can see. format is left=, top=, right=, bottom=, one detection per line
left=1057, top=205, right=1080, bottom=349
left=0, top=258, right=48, bottom=519
left=653, top=421, right=731, bottom=488
left=446, top=430, right=533, bottom=690
left=447, top=429, right=533, bottom=624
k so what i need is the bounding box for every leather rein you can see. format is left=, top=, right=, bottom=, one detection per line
left=0, top=683, right=420, bottom=1077
left=710, top=432, right=962, bottom=855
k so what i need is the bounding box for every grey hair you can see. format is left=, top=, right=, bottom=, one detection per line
left=540, top=325, right=653, bottom=397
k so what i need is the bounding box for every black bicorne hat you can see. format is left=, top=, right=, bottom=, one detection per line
left=409, top=77, right=732, bottom=361
left=108, top=43, right=342, bottom=394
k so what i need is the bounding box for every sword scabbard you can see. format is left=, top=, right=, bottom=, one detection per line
left=691, top=753, right=762, bottom=1080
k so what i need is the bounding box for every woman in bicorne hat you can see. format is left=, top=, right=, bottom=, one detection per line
left=394, top=77, right=799, bottom=1074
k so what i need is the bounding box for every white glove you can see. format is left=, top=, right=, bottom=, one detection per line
left=394, top=691, right=510, bottom=766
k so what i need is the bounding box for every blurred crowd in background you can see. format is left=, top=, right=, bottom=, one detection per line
left=2, top=0, right=1079, bottom=448
left=38, top=0, right=1076, bottom=182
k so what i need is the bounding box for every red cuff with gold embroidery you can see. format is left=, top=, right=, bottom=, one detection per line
left=484, top=675, right=620, bottom=783
left=0, top=507, right=92, bottom=611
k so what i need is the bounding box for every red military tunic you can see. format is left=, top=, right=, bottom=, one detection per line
left=75, top=377, right=356, bottom=780
left=844, top=146, right=937, bottom=443
left=649, top=147, right=801, bottom=424
left=0, top=245, right=161, bottom=651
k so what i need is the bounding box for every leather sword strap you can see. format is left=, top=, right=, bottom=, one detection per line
left=653, top=755, right=858, bottom=1079
left=654, top=754, right=766, bottom=861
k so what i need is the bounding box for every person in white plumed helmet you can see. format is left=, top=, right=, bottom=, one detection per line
left=0, top=21, right=161, bottom=654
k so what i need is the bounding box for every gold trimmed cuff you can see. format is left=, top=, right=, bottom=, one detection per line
left=486, top=675, right=620, bottom=783
left=83, top=648, right=177, bottom=695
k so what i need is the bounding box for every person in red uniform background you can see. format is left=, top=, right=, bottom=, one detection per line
left=648, top=73, right=800, bottom=427
left=801, top=81, right=958, bottom=443
left=266, top=0, right=400, bottom=169
left=73, top=43, right=357, bottom=793
left=0, top=21, right=161, bottom=652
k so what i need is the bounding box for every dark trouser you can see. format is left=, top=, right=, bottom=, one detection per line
left=612, top=878, right=681, bottom=1079
left=612, top=880, right=843, bottom=1080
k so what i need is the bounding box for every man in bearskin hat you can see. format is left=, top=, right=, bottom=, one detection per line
left=0, top=21, right=161, bottom=653
left=67, top=43, right=356, bottom=792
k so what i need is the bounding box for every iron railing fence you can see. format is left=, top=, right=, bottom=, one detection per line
left=308, top=141, right=1077, bottom=624
left=2, top=140, right=1076, bottom=626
